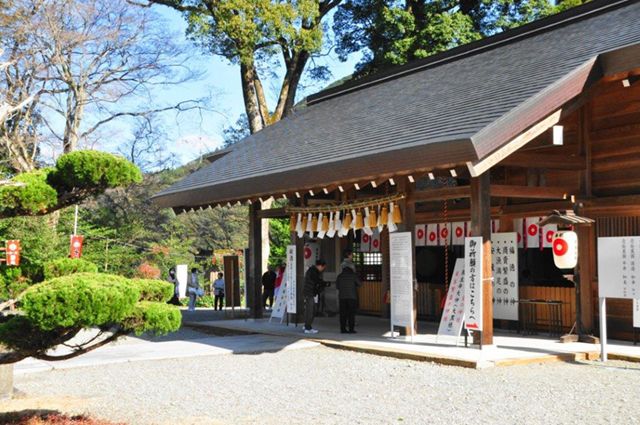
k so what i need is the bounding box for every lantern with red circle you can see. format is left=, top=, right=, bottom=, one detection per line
left=552, top=231, right=578, bottom=269
left=69, top=235, right=84, bottom=259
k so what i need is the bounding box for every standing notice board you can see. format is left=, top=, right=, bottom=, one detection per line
left=598, top=237, right=640, bottom=299
left=492, top=233, right=519, bottom=320
left=437, top=258, right=465, bottom=338
left=176, top=264, right=188, bottom=298
left=464, top=237, right=483, bottom=331
left=390, top=232, right=414, bottom=330
left=285, top=245, right=297, bottom=314
left=634, top=299, right=640, bottom=329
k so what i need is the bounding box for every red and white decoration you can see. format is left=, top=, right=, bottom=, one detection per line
left=524, top=216, right=543, bottom=249
left=542, top=222, right=558, bottom=248
left=514, top=218, right=524, bottom=248
left=371, top=229, right=381, bottom=252
left=553, top=231, right=578, bottom=269
left=360, top=232, right=372, bottom=252
left=5, top=240, right=20, bottom=266
left=303, top=242, right=319, bottom=272
left=69, top=235, right=84, bottom=259
left=438, top=223, right=452, bottom=246
left=414, top=224, right=426, bottom=247
left=452, top=222, right=466, bottom=245
left=426, top=224, right=439, bottom=246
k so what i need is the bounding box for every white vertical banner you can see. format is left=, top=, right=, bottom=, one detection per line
left=452, top=222, right=466, bottom=246
left=390, top=232, right=414, bottom=330
left=525, top=217, right=541, bottom=249
left=370, top=229, right=381, bottom=252
left=176, top=264, right=188, bottom=298
left=492, top=233, right=519, bottom=320
left=491, top=219, right=500, bottom=234
left=542, top=223, right=558, bottom=248
left=303, top=242, right=319, bottom=272
left=415, top=224, right=426, bottom=246
left=464, top=237, right=483, bottom=331
left=437, top=258, right=466, bottom=338
left=438, top=223, right=452, bottom=246
left=426, top=224, right=439, bottom=246
left=634, top=299, right=640, bottom=328
left=360, top=232, right=372, bottom=252
left=285, top=245, right=297, bottom=314
left=270, top=279, right=288, bottom=322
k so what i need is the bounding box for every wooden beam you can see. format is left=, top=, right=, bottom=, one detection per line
left=412, top=184, right=570, bottom=203
left=499, top=152, right=585, bottom=170
left=470, top=173, right=493, bottom=346
left=467, top=110, right=562, bottom=177
left=258, top=207, right=288, bottom=219
left=412, top=186, right=471, bottom=202
left=247, top=203, right=263, bottom=319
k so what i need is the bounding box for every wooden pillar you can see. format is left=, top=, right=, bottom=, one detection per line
left=381, top=228, right=390, bottom=318
left=577, top=224, right=596, bottom=334
left=470, top=173, right=493, bottom=345
left=248, top=203, right=263, bottom=319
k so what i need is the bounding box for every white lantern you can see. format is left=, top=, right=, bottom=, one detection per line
left=552, top=230, right=578, bottom=269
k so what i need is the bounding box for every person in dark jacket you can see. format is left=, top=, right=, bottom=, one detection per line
left=335, top=266, right=361, bottom=333
left=261, top=266, right=277, bottom=309
left=303, top=259, right=327, bottom=334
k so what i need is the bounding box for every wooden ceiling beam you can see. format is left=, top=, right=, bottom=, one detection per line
left=499, top=152, right=585, bottom=170
left=412, top=184, right=571, bottom=203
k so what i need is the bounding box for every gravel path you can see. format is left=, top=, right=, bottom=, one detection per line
left=11, top=337, right=640, bottom=425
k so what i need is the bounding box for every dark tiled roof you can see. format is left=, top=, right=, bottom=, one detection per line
left=154, top=0, right=640, bottom=209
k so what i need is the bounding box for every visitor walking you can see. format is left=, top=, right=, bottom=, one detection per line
left=167, top=267, right=180, bottom=306
left=303, top=259, right=327, bottom=334
left=187, top=267, right=202, bottom=311
left=213, top=272, right=225, bottom=311
left=262, top=266, right=276, bottom=309
left=335, top=265, right=361, bottom=333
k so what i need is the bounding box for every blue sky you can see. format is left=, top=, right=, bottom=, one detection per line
left=149, top=7, right=362, bottom=166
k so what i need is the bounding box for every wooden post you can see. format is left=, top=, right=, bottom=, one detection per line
left=381, top=228, right=390, bottom=319
left=248, top=203, right=263, bottom=319
left=576, top=224, right=595, bottom=334
left=470, top=173, right=493, bottom=346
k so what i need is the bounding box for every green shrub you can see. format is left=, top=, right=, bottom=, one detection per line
left=0, top=170, right=57, bottom=215
left=129, top=278, right=173, bottom=303
left=123, top=301, right=181, bottom=335
left=21, top=273, right=139, bottom=330
left=48, top=150, right=142, bottom=192
left=43, top=258, right=100, bottom=280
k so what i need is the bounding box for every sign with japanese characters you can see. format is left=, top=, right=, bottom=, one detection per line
left=464, top=237, right=483, bottom=331
left=390, top=232, right=414, bottom=328
left=437, top=258, right=465, bottom=338
left=285, top=245, right=297, bottom=313
left=634, top=299, right=640, bottom=328
left=598, top=237, right=640, bottom=299
left=270, top=279, right=288, bottom=322
left=492, top=233, right=519, bottom=320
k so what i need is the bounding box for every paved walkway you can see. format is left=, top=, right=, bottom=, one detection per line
left=188, top=314, right=640, bottom=368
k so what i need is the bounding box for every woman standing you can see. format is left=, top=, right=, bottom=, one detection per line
left=213, top=272, right=225, bottom=311
left=187, top=267, right=201, bottom=311
left=167, top=267, right=181, bottom=306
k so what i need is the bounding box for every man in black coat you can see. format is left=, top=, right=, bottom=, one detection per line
left=303, top=259, right=327, bottom=334
left=336, top=266, right=361, bottom=333
left=261, top=266, right=277, bottom=309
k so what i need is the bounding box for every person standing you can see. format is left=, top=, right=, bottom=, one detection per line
left=261, top=266, right=276, bottom=309
left=335, top=265, right=361, bottom=333
left=187, top=267, right=201, bottom=312
left=213, top=272, right=225, bottom=311
left=166, top=268, right=181, bottom=306
left=303, top=259, right=327, bottom=334
left=273, top=263, right=285, bottom=300
left=341, top=249, right=356, bottom=272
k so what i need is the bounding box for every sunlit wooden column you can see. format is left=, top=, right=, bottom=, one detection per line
left=470, top=172, right=493, bottom=345
left=248, top=203, right=263, bottom=319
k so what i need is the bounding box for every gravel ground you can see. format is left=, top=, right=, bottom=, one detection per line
left=10, top=337, right=640, bottom=425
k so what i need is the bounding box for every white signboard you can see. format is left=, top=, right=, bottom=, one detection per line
left=390, top=232, right=414, bottom=328
left=464, top=237, right=483, bottom=331
left=270, top=279, right=288, bottom=322
left=437, top=258, right=465, bottom=338
left=285, top=245, right=297, bottom=314
left=492, top=233, right=519, bottom=320
left=176, top=264, right=188, bottom=298
left=598, top=237, right=640, bottom=299
left=634, top=299, right=640, bottom=328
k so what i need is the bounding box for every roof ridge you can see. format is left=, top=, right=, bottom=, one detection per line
left=307, top=0, right=635, bottom=106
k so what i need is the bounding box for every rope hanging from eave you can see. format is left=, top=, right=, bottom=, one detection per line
left=285, top=193, right=406, bottom=214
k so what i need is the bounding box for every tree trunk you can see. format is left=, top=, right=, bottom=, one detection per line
left=240, top=62, right=264, bottom=134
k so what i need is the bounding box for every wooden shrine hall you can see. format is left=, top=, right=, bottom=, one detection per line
left=154, top=0, right=640, bottom=344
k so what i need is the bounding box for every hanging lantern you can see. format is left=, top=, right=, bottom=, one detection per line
left=289, top=214, right=297, bottom=232
left=392, top=201, right=403, bottom=224
left=354, top=209, right=364, bottom=230
left=380, top=205, right=389, bottom=228
left=296, top=213, right=304, bottom=238
left=552, top=230, right=578, bottom=269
